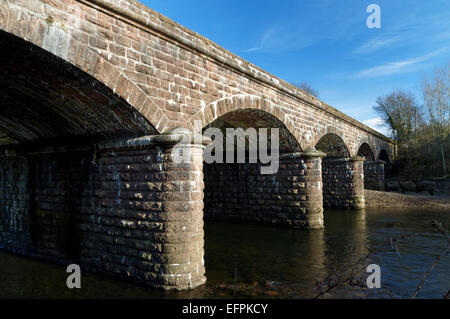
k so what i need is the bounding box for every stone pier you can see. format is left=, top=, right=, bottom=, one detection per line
left=0, top=131, right=209, bottom=290
left=0, top=0, right=396, bottom=291
left=203, top=149, right=325, bottom=229
left=322, top=156, right=365, bottom=210
left=364, top=160, right=385, bottom=191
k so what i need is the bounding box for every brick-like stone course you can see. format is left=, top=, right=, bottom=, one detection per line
left=0, top=0, right=394, bottom=291
left=0, top=0, right=395, bottom=158
left=204, top=151, right=325, bottom=229
left=0, top=137, right=206, bottom=290
left=322, top=157, right=365, bottom=209
left=363, top=160, right=385, bottom=191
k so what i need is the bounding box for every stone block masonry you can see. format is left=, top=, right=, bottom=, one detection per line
left=322, top=157, right=365, bottom=210
left=0, top=0, right=395, bottom=291
left=364, top=160, right=385, bottom=191
left=204, top=149, right=325, bottom=229
left=0, top=131, right=208, bottom=290
left=0, top=0, right=395, bottom=158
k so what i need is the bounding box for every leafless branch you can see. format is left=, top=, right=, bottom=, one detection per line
left=411, top=220, right=449, bottom=299
left=311, top=252, right=372, bottom=299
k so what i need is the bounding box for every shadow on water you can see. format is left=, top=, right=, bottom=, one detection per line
left=0, top=208, right=449, bottom=299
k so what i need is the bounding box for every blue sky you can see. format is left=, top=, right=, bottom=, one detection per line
left=141, top=0, right=450, bottom=136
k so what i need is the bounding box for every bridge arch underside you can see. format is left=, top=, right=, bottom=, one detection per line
left=0, top=31, right=195, bottom=289
left=0, top=30, right=157, bottom=148
left=315, top=134, right=365, bottom=210
left=202, top=109, right=324, bottom=229
left=0, top=2, right=397, bottom=292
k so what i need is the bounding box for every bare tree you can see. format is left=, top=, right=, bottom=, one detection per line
left=422, top=62, right=450, bottom=139
left=421, top=63, right=449, bottom=176
left=291, top=81, right=319, bottom=98
left=373, top=90, right=422, bottom=146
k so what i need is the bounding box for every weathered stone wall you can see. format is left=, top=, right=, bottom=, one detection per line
left=322, top=157, right=365, bottom=209
left=0, top=0, right=395, bottom=158
left=0, top=156, right=33, bottom=253
left=204, top=152, right=324, bottom=229
left=364, top=160, right=385, bottom=191
left=0, top=138, right=206, bottom=290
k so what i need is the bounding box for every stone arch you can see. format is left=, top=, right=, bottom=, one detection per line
left=0, top=2, right=165, bottom=133
left=357, top=142, right=375, bottom=161
left=379, top=149, right=390, bottom=163
left=311, top=126, right=353, bottom=155
left=313, top=131, right=351, bottom=158
left=0, top=30, right=158, bottom=147
left=187, top=94, right=304, bottom=151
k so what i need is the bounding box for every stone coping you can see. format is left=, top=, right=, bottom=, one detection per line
left=364, top=159, right=386, bottom=164
left=81, top=0, right=395, bottom=144
left=0, top=130, right=212, bottom=156
left=322, top=156, right=366, bottom=163
left=98, top=131, right=211, bottom=150
left=279, top=149, right=327, bottom=159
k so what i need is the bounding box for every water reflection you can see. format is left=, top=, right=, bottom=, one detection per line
left=0, top=208, right=449, bottom=299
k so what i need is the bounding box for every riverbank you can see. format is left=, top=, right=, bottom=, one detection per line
left=365, top=190, right=450, bottom=209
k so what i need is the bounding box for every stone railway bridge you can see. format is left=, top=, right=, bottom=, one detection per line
left=0, top=0, right=395, bottom=290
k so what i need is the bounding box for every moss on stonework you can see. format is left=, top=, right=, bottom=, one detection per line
left=45, top=16, right=54, bottom=24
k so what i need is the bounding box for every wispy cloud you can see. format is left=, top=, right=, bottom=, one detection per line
left=362, top=117, right=391, bottom=136
left=354, top=47, right=448, bottom=78
left=353, top=33, right=403, bottom=54
left=242, top=1, right=363, bottom=53
left=244, top=28, right=277, bottom=52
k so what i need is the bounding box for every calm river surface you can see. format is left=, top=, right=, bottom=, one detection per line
left=0, top=208, right=449, bottom=299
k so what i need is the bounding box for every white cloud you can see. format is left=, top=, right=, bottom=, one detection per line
left=244, top=28, right=277, bottom=52
left=362, top=117, right=391, bottom=136
left=243, top=1, right=362, bottom=53
left=355, top=47, right=448, bottom=78
left=353, top=34, right=403, bottom=54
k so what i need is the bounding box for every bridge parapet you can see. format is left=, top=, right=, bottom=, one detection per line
left=0, top=0, right=397, bottom=291
left=0, top=0, right=395, bottom=158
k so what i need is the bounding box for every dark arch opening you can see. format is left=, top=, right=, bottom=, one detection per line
left=0, top=30, right=157, bottom=149
left=0, top=30, right=157, bottom=260
left=357, top=143, right=375, bottom=161
left=314, top=133, right=350, bottom=158
left=315, top=134, right=359, bottom=209
left=379, top=149, right=390, bottom=163
left=202, top=108, right=302, bottom=225
left=203, top=108, right=301, bottom=155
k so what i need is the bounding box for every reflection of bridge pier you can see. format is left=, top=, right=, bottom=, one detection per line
left=324, top=209, right=369, bottom=267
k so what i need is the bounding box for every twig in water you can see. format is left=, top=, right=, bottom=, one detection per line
left=411, top=220, right=449, bottom=299
left=390, top=237, right=401, bottom=257
left=432, top=220, right=450, bottom=246
left=311, top=252, right=372, bottom=299
left=411, top=255, right=442, bottom=299
left=233, top=267, right=238, bottom=298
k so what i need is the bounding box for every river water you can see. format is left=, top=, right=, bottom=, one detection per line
left=0, top=208, right=449, bottom=299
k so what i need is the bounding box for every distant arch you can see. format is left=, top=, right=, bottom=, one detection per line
left=312, top=126, right=353, bottom=154
left=379, top=149, right=390, bottom=163
left=357, top=142, right=375, bottom=161
left=187, top=95, right=304, bottom=151
left=202, top=108, right=301, bottom=153
left=314, top=133, right=350, bottom=158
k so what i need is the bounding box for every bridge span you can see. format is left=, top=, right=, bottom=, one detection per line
left=0, top=0, right=395, bottom=290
